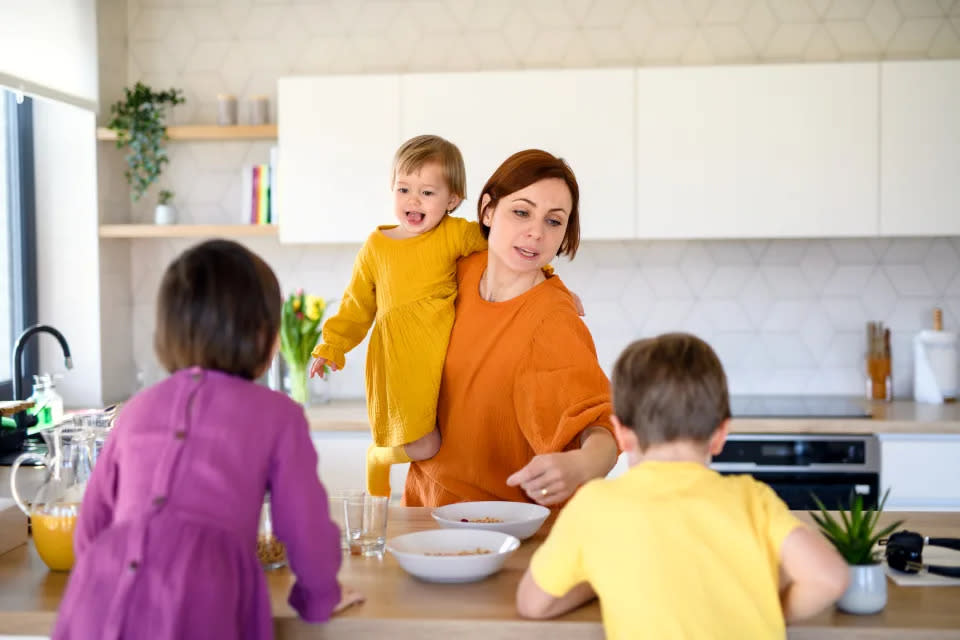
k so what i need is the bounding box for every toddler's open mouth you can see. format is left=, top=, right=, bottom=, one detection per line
left=406, top=211, right=425, bottom=224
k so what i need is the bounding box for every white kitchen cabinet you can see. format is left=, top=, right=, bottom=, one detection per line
left=311, top=431, right=408, bottom=499
left=634, top=63, right=879, bottom=239
left=880, top=60, right=960, bottom=236
left=401, top=69, right=636, bottom=240
left=277, top=75, right=401, bottom=244
left=879, top=434, right=960, bottom=511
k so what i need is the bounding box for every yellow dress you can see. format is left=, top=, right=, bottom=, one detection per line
left=312, top=215, right=487, bottom=449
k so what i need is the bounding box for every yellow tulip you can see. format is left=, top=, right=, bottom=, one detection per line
left=305, top=295, right=324, bottom=321
left=292, top=297, right=301, bottom=312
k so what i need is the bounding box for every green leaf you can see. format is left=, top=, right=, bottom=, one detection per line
left=808, top=488, right=903, bottom=565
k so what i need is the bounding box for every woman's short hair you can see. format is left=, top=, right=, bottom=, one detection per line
left=392, top=134, right=467, bottom=206
left=154, top=239, right=282, bottom=380
left=612, top=333, right=731, bottom=450
left=476, top=149, right=580, bottom=259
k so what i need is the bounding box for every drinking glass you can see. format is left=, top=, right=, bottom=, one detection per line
left=328, top=489, right=365, bottom=551
left=343, top=494, right=388, bottom=558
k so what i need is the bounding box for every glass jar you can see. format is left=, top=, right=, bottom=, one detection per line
left=257, top=494, right=286, bottom=570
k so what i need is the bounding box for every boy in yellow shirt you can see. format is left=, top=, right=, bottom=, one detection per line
left=517, top=333, right=849, bottom=639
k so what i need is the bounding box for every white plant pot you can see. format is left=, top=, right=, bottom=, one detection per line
left=837, top=563, right=887, bottom=615
left=154, top=203, right=177, bottom=225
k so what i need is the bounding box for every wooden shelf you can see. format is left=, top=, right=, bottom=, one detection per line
left=96, top=124, right=277, bottom=141
left=99, top=224, right=278, bottom=239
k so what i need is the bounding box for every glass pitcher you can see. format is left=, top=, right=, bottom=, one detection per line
left=10, top=420, right=94, bottom=571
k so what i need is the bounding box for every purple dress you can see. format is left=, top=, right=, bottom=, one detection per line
left=52, top=367, right=342, bottom=640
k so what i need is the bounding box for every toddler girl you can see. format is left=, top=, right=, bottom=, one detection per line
left=310, top=135, right=487, bottom=497
left=54, top=240, right=361, bottom=640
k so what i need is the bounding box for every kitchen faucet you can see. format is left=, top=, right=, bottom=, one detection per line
left=10, top=324, right=73, bottom=431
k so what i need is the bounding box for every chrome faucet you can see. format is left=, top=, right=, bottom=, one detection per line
left=10, top=324, right=73, bottom=431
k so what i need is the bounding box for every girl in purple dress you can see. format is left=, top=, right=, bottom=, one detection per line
left=53, top=240, right=362, bottom=640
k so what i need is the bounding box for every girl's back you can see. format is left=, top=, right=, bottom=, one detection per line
left=52, top=368, right=341, bottom=640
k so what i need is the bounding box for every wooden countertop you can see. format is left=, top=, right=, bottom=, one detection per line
left=308, top=399, right=960, bottom=435
left=1, top=508, right=958, bottom=638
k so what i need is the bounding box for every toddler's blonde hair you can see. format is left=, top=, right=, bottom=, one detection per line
left=392, top=135, right=467, bottom=209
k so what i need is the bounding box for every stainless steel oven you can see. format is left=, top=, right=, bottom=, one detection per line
left=710, top=434, right=881, bottom=510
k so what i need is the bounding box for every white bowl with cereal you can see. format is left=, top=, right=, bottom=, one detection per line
left=386, top=529, right=520, bottom=583
left=431, top=501, right=550, bottom=541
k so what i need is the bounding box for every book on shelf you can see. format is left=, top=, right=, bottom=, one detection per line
left=240, top=146, right=279, bottom=225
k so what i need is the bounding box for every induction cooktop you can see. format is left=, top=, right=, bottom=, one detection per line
left=730, top=395, right=872, bottom=419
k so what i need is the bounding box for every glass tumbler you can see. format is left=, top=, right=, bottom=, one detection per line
left=343, top=494, right=389, bottom=558
left=257, top=494, right=287, bottom=570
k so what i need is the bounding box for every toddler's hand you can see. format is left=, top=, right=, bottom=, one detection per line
left=571, top=292, right=585, bottom=316
left=333, top=584, right=365, bottom=614
left=309, top=357, right=338, bottom=379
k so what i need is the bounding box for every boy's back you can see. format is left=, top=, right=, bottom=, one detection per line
left=530, top=461, right=802, bottom=640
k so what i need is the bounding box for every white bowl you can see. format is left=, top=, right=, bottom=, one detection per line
left=432, top=501, right=550, bottom=541
left=387, top=529, right=520, bottom=583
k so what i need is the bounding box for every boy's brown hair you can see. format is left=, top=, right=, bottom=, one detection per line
left=611, top=333, right=731, bottom=449
left=392, top=134, right=467, bottom=210
left=155, top=239, right=282, bottom=380
left=476, top=149, right=581, bottom=259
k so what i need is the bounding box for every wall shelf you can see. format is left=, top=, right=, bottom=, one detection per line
left=99, top=224, right=278, bottom=239
left=96, top=124, right=277, bottom=141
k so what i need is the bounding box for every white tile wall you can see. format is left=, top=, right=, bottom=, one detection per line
left=96, top=0, right=960, bottom=401
left=121, top=236, right=960, bottom=401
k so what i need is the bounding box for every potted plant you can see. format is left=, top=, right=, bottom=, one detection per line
left=155, top=190, right=176, bottom=225
left=106, top=82, right=185, bottom=221
left=811, top=489, right=904, bottom=615
left=279, top=289, right=328, bottom=406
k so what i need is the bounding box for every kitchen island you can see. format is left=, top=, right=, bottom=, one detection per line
left=1, top=508, right=958, bottom=639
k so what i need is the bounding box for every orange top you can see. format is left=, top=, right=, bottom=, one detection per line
left=404, top=251, right=614, bottom=507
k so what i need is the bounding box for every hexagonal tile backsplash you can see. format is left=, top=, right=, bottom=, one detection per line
left=128, top=236, right=960, bottom=400
left=105, top=0, right=960, bottom=399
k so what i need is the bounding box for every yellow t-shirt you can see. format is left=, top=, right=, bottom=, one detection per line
left=530, top=461, right=803, bottom=640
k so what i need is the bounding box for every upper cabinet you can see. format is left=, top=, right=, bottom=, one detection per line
left=880, top=60, right=960, bottom=237
left=277, top=75, right=400, bottom=244
left=634, top=63, right=879, bottom=239
left=401, top=69, right=635, bottom=240
left=277, top=61, right=957, bottom=244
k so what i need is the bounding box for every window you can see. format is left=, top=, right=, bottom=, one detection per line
left=1, top=89, right=38, bottom=401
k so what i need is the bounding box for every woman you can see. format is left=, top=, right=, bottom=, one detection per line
left=404, top=150, right=618, bottom=508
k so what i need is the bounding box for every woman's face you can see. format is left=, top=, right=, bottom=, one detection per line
left=481, top=178, right=572, bottom=273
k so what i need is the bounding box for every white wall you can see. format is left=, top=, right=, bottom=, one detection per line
left=33, top=98, right=102, bottom=406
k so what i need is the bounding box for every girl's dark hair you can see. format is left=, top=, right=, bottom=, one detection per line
left=154, top=239, right=281, bottom=379
left=476, top=149, right=581, bottom=259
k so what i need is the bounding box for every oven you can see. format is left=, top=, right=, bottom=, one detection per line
left=710, top=434, right=881, bottom=510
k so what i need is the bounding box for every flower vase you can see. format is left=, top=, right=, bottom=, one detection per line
left=287, top=361, right=310, bottom=407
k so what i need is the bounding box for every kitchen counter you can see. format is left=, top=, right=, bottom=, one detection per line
left=308, top=399, right=960, bottom=434
left=1, top=508, right=958, bottom=638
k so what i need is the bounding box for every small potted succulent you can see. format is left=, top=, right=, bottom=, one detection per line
left=155, top=189, right=176, bottom=225
left=810, top=489, right=903, bottom=615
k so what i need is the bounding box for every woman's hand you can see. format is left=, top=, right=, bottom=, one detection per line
left=506, top=427, right=618, bottom=506
left=309, top=357, right=338, bottom=378
left=333, top=584, right=365, bottom=614
left=506, top=451, right=589, bottom=506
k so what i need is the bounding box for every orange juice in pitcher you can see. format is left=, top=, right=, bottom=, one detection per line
left=31, top=505, right=79, bottom=571
left=10, top=421, right=93, bottom=571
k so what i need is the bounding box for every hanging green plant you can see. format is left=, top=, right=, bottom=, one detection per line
left=107, top=82, right=185, bottom=202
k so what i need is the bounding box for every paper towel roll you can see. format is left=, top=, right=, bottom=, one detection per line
left=913, top=330, right=958, bottom=403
